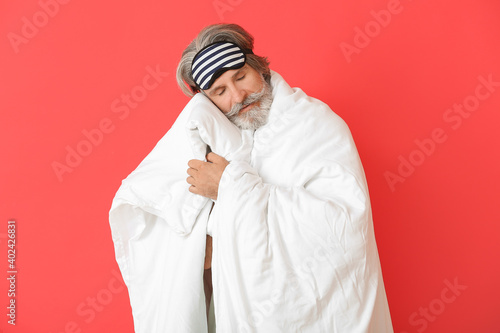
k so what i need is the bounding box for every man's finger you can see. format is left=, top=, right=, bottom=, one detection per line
left=188, top=159, right=202, bottom=169
left=187, top=168, right=196, bottom=177
left=188, top=185, right=198, bottom=194
left=186, top=176, right=195, bottom=185
left=206, top=152, right=223, bottom=163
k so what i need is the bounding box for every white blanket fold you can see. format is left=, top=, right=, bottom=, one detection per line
left=209, top=72, right=393, bottom=332
left=109, top=93, right=249, bottom=332
left=109, top=71, right=393, bottom=333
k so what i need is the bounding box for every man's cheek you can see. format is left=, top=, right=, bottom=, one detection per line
left=219, top=99, right=230, bottom=114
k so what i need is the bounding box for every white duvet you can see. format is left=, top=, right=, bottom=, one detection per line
left=109, top=71, right=393, bottom=332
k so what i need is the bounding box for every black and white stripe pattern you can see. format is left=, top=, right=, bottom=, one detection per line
left=191, top=42, right=247, bottom=90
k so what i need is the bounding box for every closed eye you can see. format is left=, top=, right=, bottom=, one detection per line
left=217, top=88, right=225, bottom=96
left=236, top=75, right=246, bottom=81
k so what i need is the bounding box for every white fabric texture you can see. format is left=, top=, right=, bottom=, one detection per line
left=109, top=71, right=393, bottom=332
left=109, top=92, right=251, bottom=332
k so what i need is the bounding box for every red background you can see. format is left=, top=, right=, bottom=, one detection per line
left=1, top=0, right=500, bottom=332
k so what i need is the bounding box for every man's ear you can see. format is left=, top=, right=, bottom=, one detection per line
left=190, top=85, right=200, bottom=94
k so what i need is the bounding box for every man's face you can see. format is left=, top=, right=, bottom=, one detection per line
left=203, top=64, right=272, bottom=130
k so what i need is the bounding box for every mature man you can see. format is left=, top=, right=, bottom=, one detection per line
left=110, top=23, right=393, bottom=332
left=176, top=24, right=393, bottom=332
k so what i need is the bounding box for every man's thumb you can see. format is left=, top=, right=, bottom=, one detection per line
left=206, top=152, right=221, bottom=163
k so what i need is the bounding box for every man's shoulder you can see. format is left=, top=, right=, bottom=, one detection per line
left=293, top=90, right=349, bottom=131
left=269, top=71, right=350, bottom=133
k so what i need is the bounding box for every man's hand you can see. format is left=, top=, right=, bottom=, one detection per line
left=187, top=152, right=229, bottom=200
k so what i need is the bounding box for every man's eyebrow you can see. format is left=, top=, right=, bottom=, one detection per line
left=207, top=67, right=246, bottom=96
left=231, top=67, right=245, bottom=78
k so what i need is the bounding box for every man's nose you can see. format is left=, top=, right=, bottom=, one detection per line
left=232, top=88, right=247, bottom=105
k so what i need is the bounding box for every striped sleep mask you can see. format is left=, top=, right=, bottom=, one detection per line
left=191, top=42, right=253, bottom=90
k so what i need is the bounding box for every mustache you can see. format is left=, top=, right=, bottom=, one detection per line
left=226, top=86, right=266, bottom=117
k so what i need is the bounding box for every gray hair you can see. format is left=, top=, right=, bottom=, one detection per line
left=176, top=24, right=271, bottom=97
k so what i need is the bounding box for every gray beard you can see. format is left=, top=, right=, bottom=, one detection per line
left=225, top=80, right=273, bottom=130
